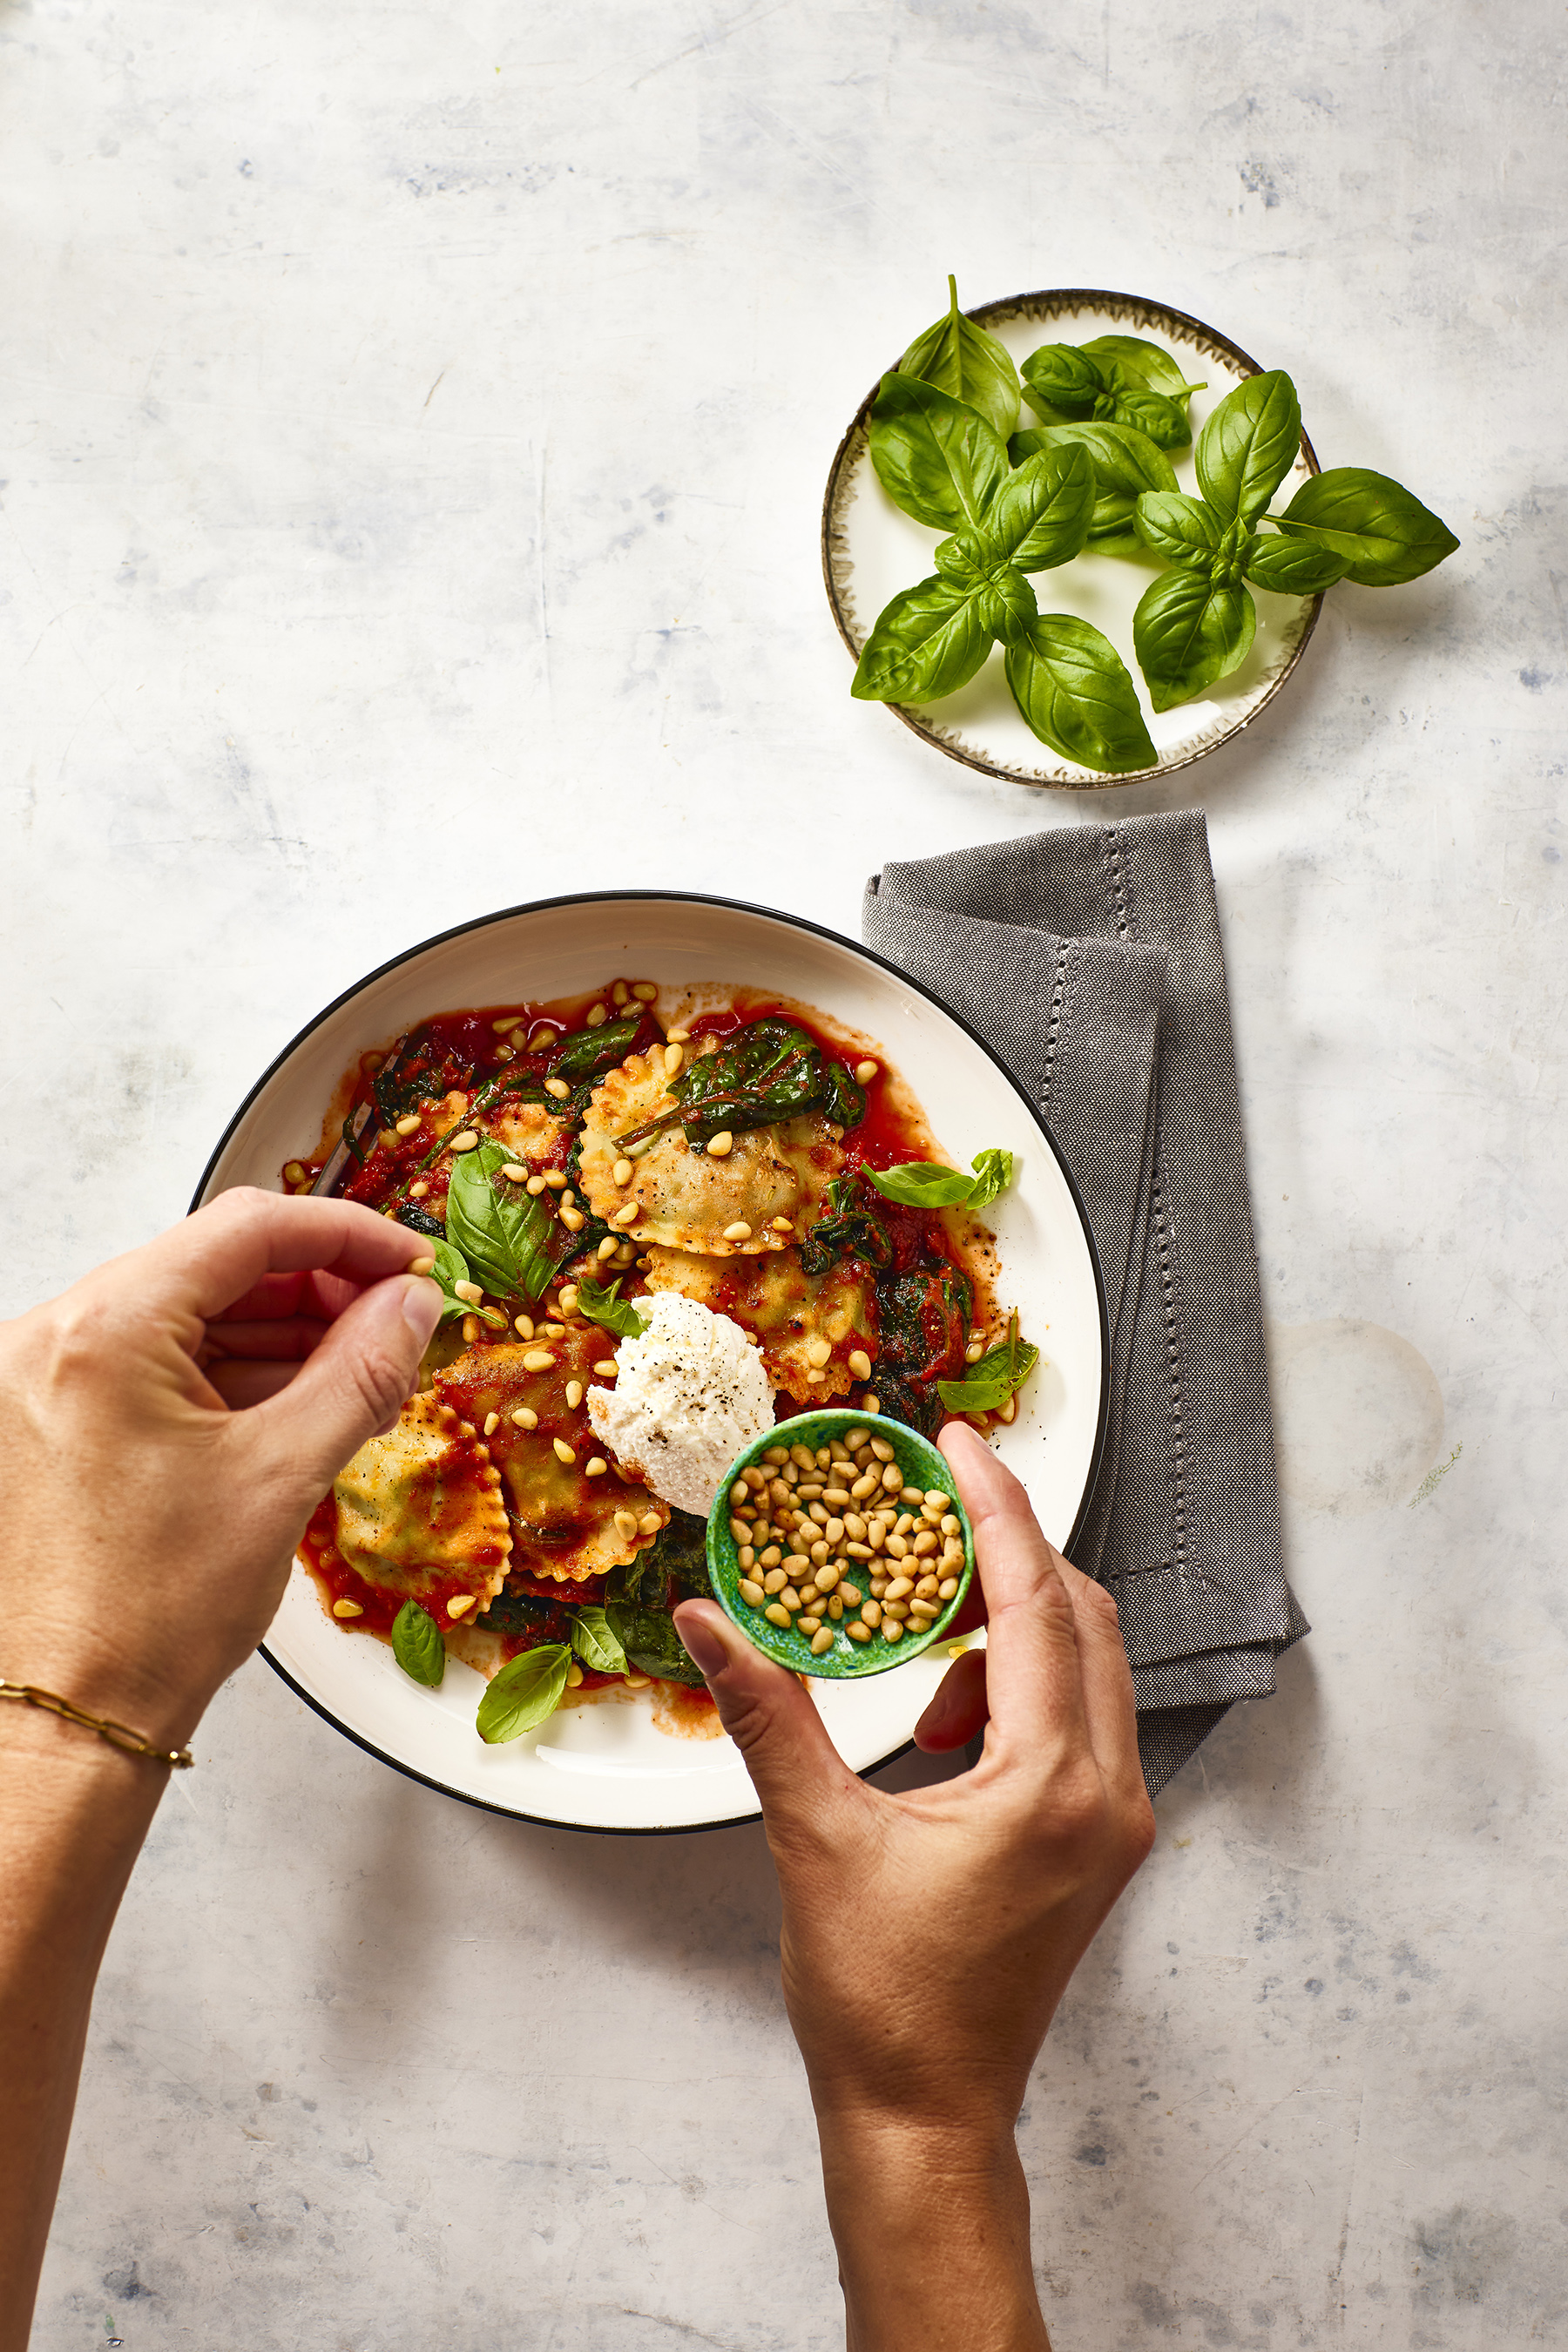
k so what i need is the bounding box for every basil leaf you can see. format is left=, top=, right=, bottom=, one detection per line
left=1003, top=615, right=1159, bottom=774
left=475, top=1642, right=572, bottom=1742
left=966, top=1148, right=1014, bottom=1210
left=899, top=276, right=1021, bottom=441
left=551, top=1015, right=644, bottom=1084
left=1195, top=370, right=1302, bottom=524
left=867, top=372, right=1010, bottom=533
left=973, top=564, right=1037, bottom=647
left=1019, top=341, right=1105, bottom=420
left=851, top=572, right=997, bottom=705
left=425, top=1235, right=476, bottom=1324
left=569, top=1605, right=628, bottom=1675
left=445, top=1140, right=566, bottom=1302
left=1133, top=569, right=1257, bottom=713
left=867, top=1161, right=978, bottom=1207
left=974, top=446, right=1096, bottom=573
left=1104, top=379, right=1195, bottom=452
left=936, top=1310, right=1038, bottom=1415
left=1274, top=467, right=1459, bottom=585
left=1134, top=492, right=1224, bottom=567
left=1081, top=334, right=1205, bottom=405
left=391, top=1599, right=446, bottom=1686
left=575, top=1274, right=647, bottom=1340
left=1010, top=422, right=1178, bottom=549
left=1241, top=531, right=1348, bottom=595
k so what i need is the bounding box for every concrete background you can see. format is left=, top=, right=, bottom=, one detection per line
left=4, top=0, right=1564, bottom=2342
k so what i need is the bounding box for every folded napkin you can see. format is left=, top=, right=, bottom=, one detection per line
left=863, top=809, right=1307, bottom=1798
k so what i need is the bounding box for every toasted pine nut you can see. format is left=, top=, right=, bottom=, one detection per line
left=805, top=1337, right=832, bottom=1368
left=558, top=1286, right=579, bottom=1312
left=814, top=1564, right=841, bottom=1592
left=771, top=1215, right=794, bottom=1233
left=631, top=982, right=659, bottom=1001
left=861, top=1600, right=882, bottom=1626
left=965, top=1342, right=985, bottom=1363
left=585, top=1457, right=607, bottom=1477
left=663, top=1042, right=684, bottom=1076
left=884, top=1576, right=914, bottom=1601
left=855, top=1059, right=878, bottom=1084
left=909, top=1598, right=940, bottom=1621
left=283, top=1160, right=306, bottom=1184
left=513, top=1315, right=535, bottom=1339
left=553, top=1437, right=576, bottom=1465
left=490, top=1013, right=521, bottom=1031
left=448, top=1129, right=478, bottom=1152
left=539, top=1322, right=566, bottom=1339
left=408, top=1254, right=436, bottom=1276
left=501, top=1163, right=527, bottom=1182
left=798, top=1613, right=822, bottom=1635
left=722, top=1220, right=753, bottom=1243
left=332, top=1598, right=363, bottom=1618
left=512, top=1407, right=538, bottom=1429
left=840, top=1582, right=863, bottom=1605
left=612, top=1202, right=639, bottom=1227
left=454, top=1279, right=484, bottom=1304
left=612, top=981, right=629, bottom=1007
left=544, top=1077, right=571, bottom=1099
left=409, top=1179, right=430, bottom=1199
left=912, top=1531, right=940, bottom=1558
left=564, top=1379, right=583, bottom=1409
left=999, top=1396, right=1017, bottom=1423
left=763, top=1567, right=788, bottom=1593
left=847, top=1621, right=872, bottom=1643
left=765, top=1604, right=791, bottom=1628
left=542, top=1168, right=568, bottom=1189
left=483, top=1410, right=499, bottom=1436
left=395, top=1112, right=421, bottom=1136
left=740, top=1578, right=765, bottom=1606
left=862, top=1395, right=881, bottom=1413
left=585, top=1003, right=608, bottom=1027
left=624, top=1672, right=652, bottom=1688
left=728, top=1516, right=751, bottom=1544
left=527, top=1023, right=554, bottom=1051
left=522, top=1348, right=557, bottom=1372
left=614, top=1509, right=639, bottom=1539
left=848, top=1348, right=873, bottom=1381
left=525, top=1173, right=548, bottom=1195
left=378, top=1129, right=396, bottom=1151
left=882, top=1620, right=904, bottom=1643
left=915, top=1574, right=941, bottom=1598
left=881, top=1463, right=902, bottom=1489
left=612, top=1156, right=633, bottom=1186
left=447, top=1595, right=476, bottom=1619
left=810, top=1627, right=835, bottom=1654
left=566, top=1660, right=585, bottom=1686
left=638, top=1511, right=662, bottom=1535
left=461, top=1315, right=481, bottom=1342
left=560, top=1207, right=585, bottom=1233
left=706, top=1132, right=734, bottom=1158
left=594, top=1236, right=617, bottom=1261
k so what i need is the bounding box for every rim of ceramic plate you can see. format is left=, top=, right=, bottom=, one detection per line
left=191, top=889, right=1112, bottom=1835
left=821, top=286, right=1325, bottom=793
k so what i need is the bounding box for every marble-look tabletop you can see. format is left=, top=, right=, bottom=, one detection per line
left=5, top=1, right=1562, bottom=2344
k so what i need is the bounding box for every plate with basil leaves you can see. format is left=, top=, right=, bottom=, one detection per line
left=823, top=285, right=1458, bottom=789
left=194, top=892, right=1107, bottom=1835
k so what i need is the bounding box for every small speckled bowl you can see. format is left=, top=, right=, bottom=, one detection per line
left=706, top=1410, right=976, bottom=1680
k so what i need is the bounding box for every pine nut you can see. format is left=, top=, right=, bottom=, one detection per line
left=483, top=1410, right=499, bottom=1436
left=638, top=1511, right=661, bottom=1534
left=999, top=1396, right=1017, bottom=1423
left=938, top=1577, right=959, bottom=1598
left=408, top=1254, right=436, bottom=1277
left=666, top=1027, right=691, bottom=1043
left=544, top=1170, right=569, bottom=1189
left=862, top=1395, right=881, bottom=1413
left=798, top=1614, right=822, bottom=1636
left=526, top=1173, right=548, bottom=1195
left=523, top=1349, right=557, bottom=1372
left=663, top=1042, right=684, bottom=1076
left=884, top=1576, right=914, bottom=1601
left=840, top=1583, right=863, bottom=1605
left=612, top=1202, right=639, bottom=1227
left=851, top=1473, right=878, bottom=1500
left=855, top=1059, right=878, bottom=1084
left=882, top=1599, right=910, bottom=1622
left=565, top=1379, right=584, bottom=1409
left=814, top=1564, right=841, bottom=1592
left=909, top=1599, right=940, bottom=1621
left=593, top=1358, right=618, bottom=1376
left=501, top=1163, right=527, bottom=1182
left=806, top=1336, right=832, bottom=1368
left=740, top=1578, right=765, bottom=1606
left=780, top=1587, right=803, bottom=1612
left=722, top=1220, right=753, bottom=1243
left=912, top=1531, right=939, bottom=1558
left=881, top=1463, right=902, bottom=1490
left=553, top=1437, right=576, bottom=1465
left=706, top=1132, right=734, bottom=1158
left=495, top=1044, right=515, bottom=1063
left=409, top=1179, right=430, bottom=1199
left=545, top=1078, right=571, bottom=1099
left=454, top=1279, right=484, bottom=1304
left=332, top=1598, right=363, bottom=1618
left=462, top=1315, right=482, bottom=1342
left=539, top=1322, right=566, bottom=1338
left=615, top=1510, right=639, bottom=1540
left=847, top=1348, right=873, bottom=1381
left=513, top=1315, right=535, bottom=1339
left=560, top=1207, right=585, bottom=1232
left=728, top=1516, right=750, bottom=1544
left=612, top=982, right=629, bottom=1007
left=882, top=1620, right=904, bottom=1643
left=378, top=1129, right=396, bottom=1151
left=771, top=1216, right=794, bottom=1233
left=566, top=1659, right=585, bottom=1686
left=613, top=1157, right=633, bottom=1186
left=848, top=1621, right=872, bottom=1642
left=596, top=1236, right=618, bottom=1261
left=810, top=1628, right=835, bottom=1655
left=447, top=1595, right=476, bottom=1619
left=284, top=1160, right=306, bottom=1184
left=558, top=1288, right=579, bottom=1312
left=395, top=1112, right=421, bottom=1136
left=765, top=1604, right=791, bottom=1628
left=448, top=1130, right=478, bottom=1152
left=586, top=1003, right=608, bottom=1027
left=886, top=1536, right=909, bottom=1561
left=965, top=1342, right=984, bottom=1363
left=763, top=1567, right=788, bottom=1593
left=490, top=1013, right=521, bottom=1031
left=870, top=1438, right=896, bottom=1463
left=632, top=982, right=659, bottom=1002
left=585, top=1457, right=607, bottom=1477
left=512, top=1406, right=538, bottom=1429
left=861, top=1600, right=882, bottom=1626
left=915, top=1575, right=941, bottom=1598
left=805, top=1369, right=824, bottom=1385
left=624, top=1672, right=652, bottom=1688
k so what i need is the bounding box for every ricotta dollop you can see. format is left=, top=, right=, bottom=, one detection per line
left=586, top=1290, right=773, bottom=1519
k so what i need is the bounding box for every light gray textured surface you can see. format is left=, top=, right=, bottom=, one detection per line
left=4, top=0, right=1564, bottom=2343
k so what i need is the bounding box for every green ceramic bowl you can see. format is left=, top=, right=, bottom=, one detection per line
left=706, top=1409, right=976, bottom=1680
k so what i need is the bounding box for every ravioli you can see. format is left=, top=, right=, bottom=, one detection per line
left=332, top=1391, right=511, bottom=1612
left=578, top=1050, right=844, bottom=1255
left=436, top=1332, right=669, bottom=1585
left=643, top=1245, right=876, bottom=1402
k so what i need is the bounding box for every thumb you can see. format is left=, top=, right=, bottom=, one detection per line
left=237, top=1272, right=443, bottom=1503
left=673, top=1600, right=859, bottom=1838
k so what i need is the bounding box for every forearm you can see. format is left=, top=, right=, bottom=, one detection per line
left=0, top=1706, right=166, bottom=2351
left=815, top=2107, right=1051, bottom=2352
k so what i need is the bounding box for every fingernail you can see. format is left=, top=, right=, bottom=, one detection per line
left=672, top=1605, right=728, bottom=1680
left=402, top=1274, right=443, bottom=1349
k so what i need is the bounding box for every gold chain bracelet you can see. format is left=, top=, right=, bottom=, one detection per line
left=0, top=1679, right=194, bottom=1770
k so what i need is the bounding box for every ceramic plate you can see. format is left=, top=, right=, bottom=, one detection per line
left=822, top=288, right=1323, bottom=790
left=194, top=896, right=1108, bottom=1833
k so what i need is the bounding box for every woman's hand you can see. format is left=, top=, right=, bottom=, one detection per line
left=0, top=1187, right=444, bottom=1750
left=673, top=1423, right=1154, bottom=2352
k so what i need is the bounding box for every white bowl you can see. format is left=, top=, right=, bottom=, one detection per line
left=194, top=895, right=1108, bottom=1831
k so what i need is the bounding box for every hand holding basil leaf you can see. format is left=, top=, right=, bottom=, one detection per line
left=476, top=1643, right=573, bottom=1742
left=1274, top=467, right=1459, bottom=585
left=899, top=275, right=1021, bottom=440
left=1004, top=616, right=1157, bottom=772
left=867, top=371, right=1010, bottom=533
left=391, top=1599, right=446, bottom=1686
left=575, top=1274, right=647, bottom=1340
left=446, top=1140, right=567, bottom=1302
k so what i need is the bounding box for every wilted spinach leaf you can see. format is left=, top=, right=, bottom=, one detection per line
left=620, top=1017, right=866, bottom=1152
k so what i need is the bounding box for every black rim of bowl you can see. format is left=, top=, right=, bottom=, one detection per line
left=193, top=889, right=1112, bottom=1835
left=821, top=286, right=1325, bottom=793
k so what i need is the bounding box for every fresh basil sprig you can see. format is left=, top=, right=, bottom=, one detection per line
left=899, top=274, right=1021, bottom=439
left=936, top=1310, right=1039, bottom=1415
left=867, top=1149, right=1015, bottom=1211
left=569, top=1605, right=628, bottom=1675
left=575, top=1274, right=647, bottom=1340
left=446, top=1140, right=568, bottom=1303
left=1021, top=335, right=1205, bottom=450
left=391, top=1599, right=446, bottom=1686
left=476, top=1642, right=573, bottom=1742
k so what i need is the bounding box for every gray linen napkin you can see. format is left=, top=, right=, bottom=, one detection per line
left=862, top=809, right=1307, bottom=1798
